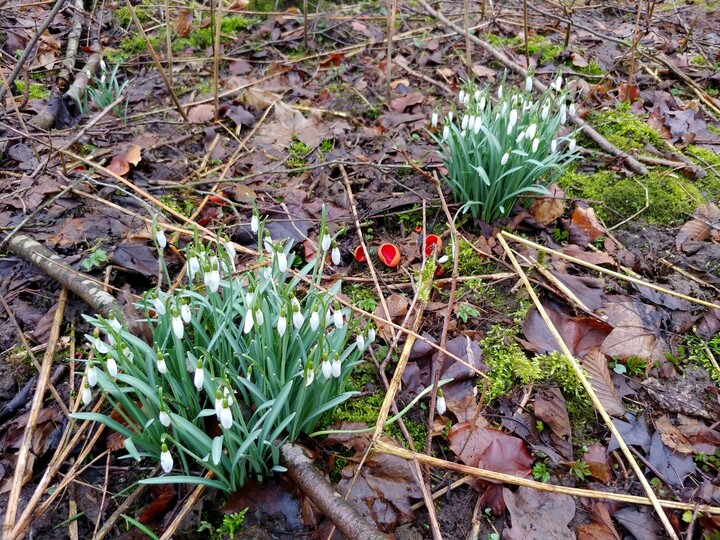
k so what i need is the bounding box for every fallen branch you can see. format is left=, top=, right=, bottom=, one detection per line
left=415, top=0, right=649, bottom=176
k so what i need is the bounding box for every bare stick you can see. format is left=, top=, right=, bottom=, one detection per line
left=3, top=288, right=68, bottom=537
left=213, top=0, right=221, bottom=122
left=123, top=0, right=188, bottom=122
left=57, top=0, right=85, bottom=87
left=385, top=0, right=397, bottom=102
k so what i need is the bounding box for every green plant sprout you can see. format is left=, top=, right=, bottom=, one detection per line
left=87, top=60, right=129, bottom=118
left=74, top=210, right=377, bottom=492
left=431, top=73, right=580, bottom=223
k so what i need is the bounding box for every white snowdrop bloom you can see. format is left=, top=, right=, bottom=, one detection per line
left=436, top=395, right=447, bottom=415
left=120, top=344, right=133, bottom=363
left=553, top=73, right=563, bottom=91
left=532, top=137, right=540, bottom=153
left=525, top=123, right=537, bottom=140
left=442, top=125, right=450, bottom=140
left=516, top=132, right=525, bottom=144
left=243, top=312, right=254, bottom=334
left=431, top=111, right=438, bottom=127
left=292, top=308, right=304, bottom=329
left=463, top=93, right=470, bottom=105
left=107, top=357, right=118, bottom=378
left=250, top=214, right=259, bottom=233
left=157, top=355, right=167, bottom=374
left=500, top=152, right=510, bottom=166
left=255, top=308, right=264, bottom=326
left=447, top=111, right=453, bottom=123
left=305, top=365, right=315, bottom=386
left=160, top=444, right=173, bottom=473
left=159, top=410, right=171, bottom=427
left=568, top=139, right=577, bottom=152
left=321, top=359, right=332, bottom=379
left=224, top=240, right=236, bottom=262
left=246, top=288, right=255, bottom=307
left=551, top=139, right=558, bottom=153
left=263, top=232, right=273, bottom=254
left=367, top=327, right=376, bottom=344
left=479, top=96, right=486, bottom=110
left=541, top=104, right=550, bottom=121
left=194, top=362, right=204, bottom=390
left=223, top=387, right=234, bottom=407
left=473, top=117, right=482, bottom=134
left=568, top=102, right=576, bottom=116
left=438, top=255, right=449, bottom=264
left=310, top=308, right=320, bottom=331
left=473, top=89, right=481, bottom=101
left=560, top=103, right=567, bottom=124
left=214, top=390, right=224, bottom=418
left=461, top=115, right=469, bottom=130
left=86, top=363, right=98, bottom=387
left=82, top=383, right=92, bottom=406
left=325, top=309, right=333, bottom=326
left=333, top=309, right=344, bottom=329
left=107, top=332, right=116, bottom=347
left=204, top=266, right=220, bottom=293
left=181, top=303, right=191, bottom=324
left=171, top=313, right=184, bottom=339
left=508, top=109, right=518, bottom=131
left=331, top=245, right=341, bottom=265
left=458, top=90, right=465, bottom=104
left=331, top=358, right=342, bottom=378
left=100, top=58, right=107, bottom=71
left=187, top=256, right=200, bottom=280
left=460, top=130, right=467, bottom=138
left=321, top=234, right=331, bottom=252
left=152, top=295, right=166, bottom=316
left=277, top=310, right=287, bottom=337
left=501, top=102, right=508, bottom=116
left=108, top=315, right=122, bottom=333
left=155, top=229, right=167, bottom=249
left=497, top=85, right=503, bottom=99
left=93, top=336, right=111, bottom=355
left=356, top=334, right=365, bottom=351
left=220, top=400, right=233, bottom=430
left=525, top=75, right=533, bottom=92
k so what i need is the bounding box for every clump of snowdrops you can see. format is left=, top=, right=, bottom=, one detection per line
left=431, top=73, right=580, bottom=223
left=74, top=214, right=374, bottom=492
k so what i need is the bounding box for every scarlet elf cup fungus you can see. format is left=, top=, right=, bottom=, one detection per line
left=352, top=246, right=367, bottom=263
left=423, top=234, right=443, bottom=257
left=378, top=243, right=401, bottom=267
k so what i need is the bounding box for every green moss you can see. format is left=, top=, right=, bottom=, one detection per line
left=485, top=34, right=561, bottom=65
left=14, top=81, right=50, bottom=99
left=686, top=334, right=720, bottom=384
left=588, top=108, right=670, bottom=152
left=573, top=61, right=603, bottom=76
left=691, top=55, right=708, bottom=66
left=186, top=15, right=254, bottom=49
left=480, top=325, right=592, bottom=418
left=159, top=195, right=194, bottom=217
left=558, top=167, right=703, bottom=226
left=118, top=35, right=160, bottom=58
left=685, top=145, right=720, bottom=201
left=454, top=238, right=499, bottom=276
left=346, top=285, right=378, bottom=313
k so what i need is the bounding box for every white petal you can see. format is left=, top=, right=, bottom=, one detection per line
left=94, top=337, right=111, bottom=354
left=331, top=247, right=341, bottom=265
left=525, top=75, right=533, bottom=92
left=152, top=297, right=166, bottom=316
left=181, top=304, right=192, bottom=324
left=87, top=365, right=98, bottom=387
left=321, top=234, right=331, bottom=252
left=305, top=370, right=314, bottom=386
left=321, top=361, right=332, bottom=379
left=367, top=327, right=376, bottom=343
left=108, top=317, right=122, bottom=333
left=107, top=357, right=118, bottom=378
left=157, top=358, right=167, bottom=374
left=331, top=360, right=341, bottom=378
left=568, top=139, right=576, bottom=152
left=188, top=257, right=200, bottom=280
left=155, top=230, right=167, bottom=249
left=251, top=215, right=259, bottom=233
left=277, top=251, right=287, bottom=272
left=532, top=138, right=539, bottom=153
left=437, top=396, right=447, bottom=415
left=442, top=125, right=450, bottom=140
left=82, top=385, right=92, bottom=405
left=277, top=316, right=287, bottom=337
left=356, top=334, right=365, bottom=351
left=255, top=309, right=264, bottom=326
left=293, top=311, right=304, bottom=329
left=431, top=112, right=438, bottom=127
left=220, top=407, right=233, bottom=430
left=194, top=367, right=204, bottom=390
left=310, top=311, right=320, bottom=331
left=172, top=316, right=184, bottom=339
left=244, top=313, right=254, bottom=334
left=159, top=411, right=171, bottom=427
left=333, top=310, right=344, bottom=329
left=160, top=450, right=173, bottom=473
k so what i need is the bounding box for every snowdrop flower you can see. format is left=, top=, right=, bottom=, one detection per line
left=101, top=73, right=107, bottom=85
left=461, top=115, right=469, bottom=130
left=500, top=152, right=510, bottom=166
left=468, top=116, right=476, bottom=131
left=92, top=331, right=111, bottom=354
left=507, top=109, right=518, bottom=133
left=204, top=263, right=220, bottom=293
left=552, top=73, right=563, bottom=91
left=156, top=352, right=167, bottom=374
left=321, top=357, right=332, bottom=379
left=473, top=118, right=482, bottom=134
left=497, top=85, right=503, bottom=99
left=479, top=96, right=486, bottom=111
left=120, top=344, right=133, bottom=363
left=86, top=362, right=98, bottom=387
left=356, top=333, right=365, bottom=351
left=532, top=137, right=540, bottom=153
left=255, top=308, right=264, bottom=326
left=367, top=327, right=376, bottom=344
left=246, top=287, right=255, bottom=307
left=85, top=70, right=92, bottom=78
left=194, top=360, right=204, bottom=390
left=276, top=250, right=288, bottom=272
left=100, top=58, right=107, bottom=71
left=568, top=102, right=576, bottom=116
left=447, top=111, right=453, bottom=123
left=180, top=302, right=191, bottom=324
left=250, top=213, right=259, bottom=233
left=305, top=361, right=315, bottom=386
left=220, top=399, right=233, bottom=430
left=463, top=93, right=470, bottom=105
left=321, top=234, right=331, bottom=252
left=292, top=304, right=304, bottom=329
left=431, top=111, right=438, bottom=127
left=560, top=103, right=567, bottom=124
left=160, top=443, right=173, bottom=473
left=107, top=356, right=118, bottom=378
left=516, top=131, right=525, bottom=144
left=460, top=130, right=467, bottom=138
left=331, top=356, right=342, bottom=378
left=568, top=139, right=576, bottom=152
left=551, top=139, right=558, bottom=153
left=525, top=123, right=537, bottom=140
left=263, top=231, right=273, bottom=254
left=473, top=89, right=481, bottom=101
left=458, top=90, right=465, bottom=104
left=159, top=407, right=171, bottom=427
left=222, top=386, right=233, bottom=407
left=438, top=255, right=449, bottom=264
left=214, top=389, right=224, bottom=418
left=171, top=310, right=184, bottom=339
left=442, top=125, right=450, bottom=140
left=155, top=229, right=167, bottom=249
left=187, top=253, right=200, bottom=281
left=277, top=308, right=287, bottom=337
left=501, top=102, right=508, bottom=116
left=310, top=307, right=320, bottom=331
left=541, top=104, right=550, bottom=121
left=525, top=75, right=533, bottom=92
left=243, top=312, right=254, bottom=334
left=223, top=238, right=236, bottom=262
left=436, top=391, right=447, bottom=415
left=332, top=307, right=344, bottom=329
left=107, top=315, right=122, bottom=333
left=82, top=382, right=92, bottom=406
left=331, top=243, right=341, bottom=265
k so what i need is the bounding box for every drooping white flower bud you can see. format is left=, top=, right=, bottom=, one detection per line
left=204, top=264, right=220, bottom=293
left=568, top=139, right=577, bottom=152
left=159, top=409, right=171, bottom=427
left=500, top=152, right=510, bottom=166
left=321, top=234, right=331, bottom=252
left=157, top=353, right=167, bottom=374
left=431, top=111, right=438, bottom=127
left=87, top=362, right=98, bottom=387
left=277, top=309, right=287, bottom=337
left=321, top=359, right=332, bottom=379
left=107, top=357, right=118, bottom=378
left=160, top=443, right=173, bottom=473
left=310, top=307, right=320, bottom=331
left=82, top=382, right=92, bottom=405
left=255, top=308, right=264, bottom=326
left=532, top=138, right=540, bottom=153
left=331, top=244, right=341, bottom=265
left=194, top=360, right=204, bottom=390
left=171, top=311, right=184, bottom=340
left=331, top=357, right=342, bottom=378
left=497, top=85, right=503, bottom=99
left=367, top=327, right=376, bottom=344
left=180, top=303, right=191, bottom=324
left=305, top=362, right=315, bottom=386
left=525, top=75, right=533, bottom=92
left=276, top=250, right=288, bottom=272
left=244, top=312, right=254, bottom=334
left=443, top=125, right=450, bottom=140
left=551, top=139, right=558, bottom=153
left=151, top=295, right=166, bottom=316
left=525, top=123, right=537, bottom=140
left=568, top=102, right=576, bottom=117
left=461, top=115, right=469, bottom=130
left=251, top=213, right=259, bottom=233
left=155, top=229, right=167, bottom=249
left=436, top=393, right=447, bottom=415
left=108, top=315, right=122, bottom=333
left=187, top=255, right=200, bottom=281
left=333, top=308, right=344, bottom=329
left=560, top=103, right=567, bottom=124
left=220, top=399, right=233, bottom=429
left=356, top=333, right=365, bottom=351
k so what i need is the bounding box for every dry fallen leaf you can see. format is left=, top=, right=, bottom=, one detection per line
left=528, top=183, right=565, bottom=225
left=581, top=348, right=626, bottom=417
left=187, top=103, right=215, bottom=123
left=107, top=144, right=142, bottom=176
left=173, top=8, right=193, bottom=37
left=504, top=487, right=575, bottom=540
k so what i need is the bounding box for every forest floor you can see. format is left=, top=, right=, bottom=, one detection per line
left=1, top=0, right=720, bottom=538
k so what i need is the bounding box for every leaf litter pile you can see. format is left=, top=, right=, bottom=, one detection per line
left=1, top=0, right=720, bottom=538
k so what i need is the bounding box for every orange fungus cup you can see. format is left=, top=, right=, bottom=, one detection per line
left=352, top=246, right=367, bottom=263
left=424, top=234, right=443, bottom=257
left=378, top=243, right=401, bottom=267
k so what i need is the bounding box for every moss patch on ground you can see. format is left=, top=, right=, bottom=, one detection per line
left=13, top=81, right=50, bottom=99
